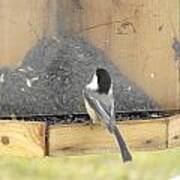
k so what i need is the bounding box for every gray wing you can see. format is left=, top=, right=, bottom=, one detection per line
left=83, top=89, right=115, bottom=129
left=83, top=89, right=132, bottom=162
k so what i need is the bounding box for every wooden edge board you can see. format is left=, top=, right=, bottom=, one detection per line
left=0, top=115, right=179, bottom=158
left=0, top=120, right=46, bottom=158
left=49, top=116, right=174, bottom=156
left=167, top=115, right=180, bottom=148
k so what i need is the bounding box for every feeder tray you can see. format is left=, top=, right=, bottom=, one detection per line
left=0, top=111, right=179, bottom=158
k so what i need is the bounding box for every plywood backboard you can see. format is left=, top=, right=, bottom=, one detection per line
left=54, top=0, right=180, bottom=109
left=0, top=0, right=179, bottom=113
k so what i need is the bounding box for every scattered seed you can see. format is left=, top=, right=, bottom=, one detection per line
left=18, top=68, right=26, bottom=73
left=0, top=74, right=4, bottom=83
left=26, top=79, right=32, bottom=87
left=31, top=76, right=39, bottom=82
left=128, top=86, right=132, bottom=91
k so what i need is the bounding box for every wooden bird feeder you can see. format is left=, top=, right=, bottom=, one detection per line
left=0, top=0, right=180, bottom=157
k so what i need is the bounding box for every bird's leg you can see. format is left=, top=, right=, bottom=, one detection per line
left=89, top=118, right=94, bottom=130
left=83, top=117, right=94, bottom=129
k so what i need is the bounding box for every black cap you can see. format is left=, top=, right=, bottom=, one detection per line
left=96, top=68, right=111, bottom=94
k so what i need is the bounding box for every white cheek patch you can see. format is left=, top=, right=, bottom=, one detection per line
left=86, top=74, right=98, bottom=90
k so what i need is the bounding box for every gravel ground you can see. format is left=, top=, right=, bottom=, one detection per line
left=0, top=33, right=159, bottom=117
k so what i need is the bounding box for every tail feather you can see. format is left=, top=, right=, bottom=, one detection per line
left=112, top=125, right=132, bottom=162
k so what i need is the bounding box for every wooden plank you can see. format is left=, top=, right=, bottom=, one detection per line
left=49, top=118, right=168, bottom=156
left=0, top=0, right=47, bottom=67
left=0, top=121, right=45, bottom=157
left=168, top=115, right=180, bottom=148
left=52, top=0, right=180, bottom=109
left=0, top=115, right=178, bottom=157
left=0, top=0, right=179, bottom=108
left=81, top=0, right=180, bottom=110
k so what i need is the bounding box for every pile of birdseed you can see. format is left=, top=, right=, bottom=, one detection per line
left=0, top=33, right=159, bottom=117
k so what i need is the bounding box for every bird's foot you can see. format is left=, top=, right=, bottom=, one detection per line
left=89, top=120, right=94, bottom=130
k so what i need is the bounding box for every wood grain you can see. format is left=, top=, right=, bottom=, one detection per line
left=0, top=115, right=178, bottom=157
left=0, top=121, right=45, bottom=157
left=49, top=118, right=168, bottom=156
left=0, top=0, right=179, bottom=108
left=0, top=0, right=47, bottom=67
left=51, top=0, right=180, bottom=109
left=81, top=0, right=180, bottom=109
left=168, top=115, right=180, bottom=148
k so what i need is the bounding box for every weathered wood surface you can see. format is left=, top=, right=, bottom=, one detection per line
left=0, top=121, right=45, bottom=157
left=54, top=0, right=180, bottom=109
left=0, top=115, right=179, bottom=157
left=49, top=115, right=180, bottom=156
left=0, top=0, right=47, bottom=67
left=0, top=0, right=180, bottom=109
left=168, top=115, right=180, bottom=148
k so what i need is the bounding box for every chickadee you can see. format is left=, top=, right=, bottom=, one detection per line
left=83, top=68, right=132, bottom=162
